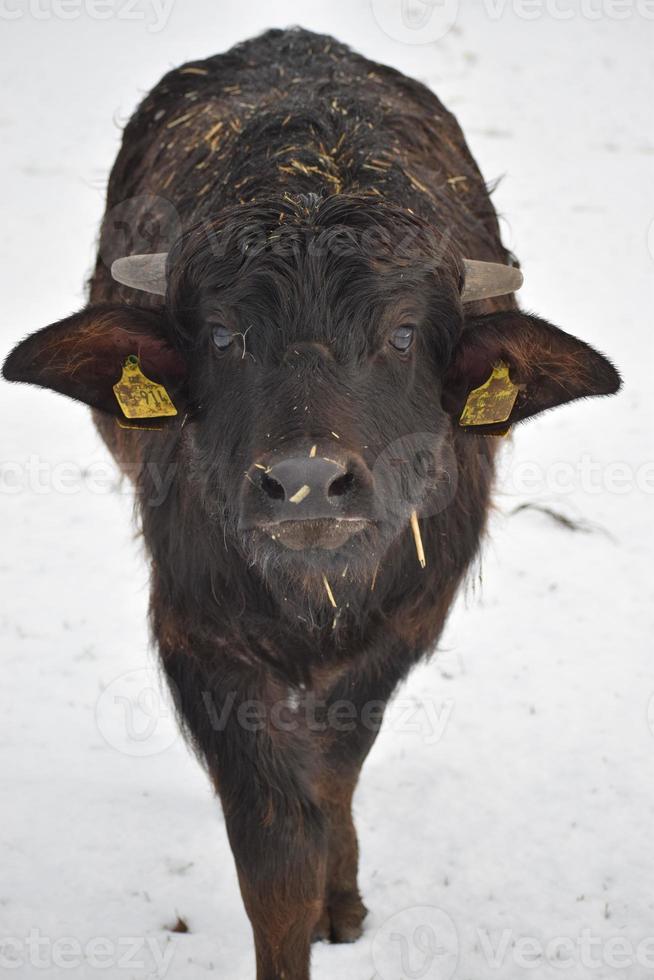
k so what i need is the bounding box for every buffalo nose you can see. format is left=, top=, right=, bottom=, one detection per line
left=243, top=449, right=374, bottom=527
left=261, top=456, right=353, bottom=507
left=240, top=446, right=376, bottom=540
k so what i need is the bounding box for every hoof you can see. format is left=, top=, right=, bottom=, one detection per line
left=312, top=893, right=367, bottom=945
left=311, top=908, right=331, bottom=943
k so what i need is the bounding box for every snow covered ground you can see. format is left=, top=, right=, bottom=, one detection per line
left=1, top=2, right=652, bottom=978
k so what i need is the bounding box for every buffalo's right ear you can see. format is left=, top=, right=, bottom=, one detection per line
left=2, top=304, right=187, bottom=420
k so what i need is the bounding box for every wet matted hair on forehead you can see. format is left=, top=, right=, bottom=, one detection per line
left=165, top=193, right=464, bottom=360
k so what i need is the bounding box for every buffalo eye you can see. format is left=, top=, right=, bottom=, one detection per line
left=388, top=325, right=415, bottom=353
left=211, top=325, right=234, bottom=351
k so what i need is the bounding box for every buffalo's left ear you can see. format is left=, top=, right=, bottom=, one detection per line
left=2, top=303, right=187, bottom=421
left=443, top=310, right=621, bottom=431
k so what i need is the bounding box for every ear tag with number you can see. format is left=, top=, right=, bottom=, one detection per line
left=113, top=355, right=177, bottom=420
left=459, top=360, right=519, bottom=427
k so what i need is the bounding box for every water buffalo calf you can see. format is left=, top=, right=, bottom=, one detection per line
left=3, top=27, right=620, bottom=980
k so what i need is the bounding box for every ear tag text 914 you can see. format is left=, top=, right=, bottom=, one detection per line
left=113, top=355, right=177, bottom=420
left=459, top=360, right=519, bottom=428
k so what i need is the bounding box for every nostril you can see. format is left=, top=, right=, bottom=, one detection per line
left=260, top=471, right=285, bottom=501
left=328, top=471, right=355, bottom=498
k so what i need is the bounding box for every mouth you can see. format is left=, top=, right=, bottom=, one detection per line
left=260, top=517, right=371, bottom=551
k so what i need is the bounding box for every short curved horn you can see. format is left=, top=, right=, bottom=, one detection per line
left=462, top=259, right=523, bottom=303
left=111, top=253, right=168, bottom=295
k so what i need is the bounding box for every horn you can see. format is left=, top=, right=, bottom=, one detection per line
left=111, top=253, right=168, bottom=295
left=461, top=259, right=523, bottom=303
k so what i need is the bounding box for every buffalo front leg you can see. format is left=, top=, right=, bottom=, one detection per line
left=313, top=773, right=367, bottom=944
left=228, top=801, right=327, bottom=980
left=215, top=737, right=328, bottom=979
left=312, top=682, right=387, bottom=945
left=161, top=651, right=327, bottom=979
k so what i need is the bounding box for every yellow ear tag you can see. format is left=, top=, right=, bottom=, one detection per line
left=113, top=355, right=177, bottom=420
left=459, top=361, right=519, bottom=427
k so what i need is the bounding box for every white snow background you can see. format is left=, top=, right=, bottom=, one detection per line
left=0, top=2, right=653, bottom=978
